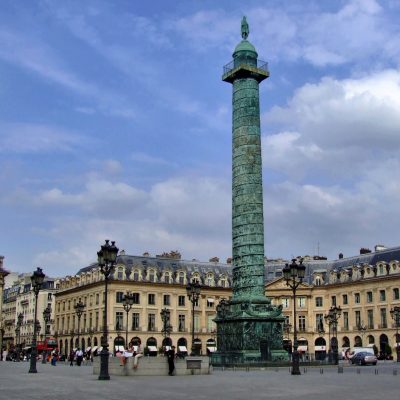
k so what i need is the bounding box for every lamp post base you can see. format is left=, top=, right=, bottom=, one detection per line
left=98, top=349, right=110, bottom=380
left=291, top=350, right=301, bottom=375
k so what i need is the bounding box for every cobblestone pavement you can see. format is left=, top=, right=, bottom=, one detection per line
left=0, top=361, right=399, bottom=400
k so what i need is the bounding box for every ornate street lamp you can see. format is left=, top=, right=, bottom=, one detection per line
left=29, top=267, right=45, bottom=373
left=324, top=306, right=342, bottom=365
left=390, top=306, right=400, bottom=362
left=41, top=305, right=51, bottom=364
left=15, top=313, right=23, bottom=362
left=186, top=280, right=201, bottom=355
left=160, top=308, right=172, bottom=343
left=97, top=239, right=119, bottom=380
left=74, top=300, right=85, bottom=350
left=122, top=292, right=134, bottom=348
left=283, top=258, right=306, bottom=375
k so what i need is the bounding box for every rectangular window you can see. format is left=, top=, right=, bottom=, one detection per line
left=379, top=290, right=386, bottom=302
left=116, top=292, right=124, bottom=303
left=96, top=293, right=99, bottom=305
left=132, top=293, right=140, bottom=304
left=115, top=312, right=123, bottom=330
left=367, top=291, right=373, bottom=303
left=342, top=294, right=348, bottom=305
left=163, top=294, right=170, bottom=306
left=206, top=298, right=214, bottom=308
left=355, top=310, right=361, bottom=327
left=95, top=312, right=99, bottom=329
left=315, top=297, right=323, bottom=307
left=282, top=298, right=290, bottom=308
left=178, top=315, right=185, bottom=332
left=148, top=313, right=156, bottom=331
left=316, top=313, right=324, bottom=331
left=298, top=297, right=305, bottom=308
left=298, top=315, right=306, bottom=331
left=132, top=313, right=139, bottom=330
left=47, top=293, right=52, bottom=301
left=393, top=288, right=400, bottom=300
left=343, top=312, right=349, bottom=330
left=367, top=310, right=374, bottom=329
left=148, top=294, right=155, bottom=305
left=178, top=295, right=185, bottom=307
left=331, top=296, right=336, bottom=306
left=207, top=315, right=215, bottom=332
left=354, top=293, right=360, bottom=304
left=194, top=314, right=200, bottom=332
left=380, top=308, right=387, bottom=328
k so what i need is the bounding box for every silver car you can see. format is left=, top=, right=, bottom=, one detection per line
left=351, top=352, right=378, bottom=365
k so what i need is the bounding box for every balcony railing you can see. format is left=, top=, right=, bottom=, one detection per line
left=223, top=58, right=269, bottom=75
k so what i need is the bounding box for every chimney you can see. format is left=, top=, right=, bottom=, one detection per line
left=209, top=257, right=219, bottom=263
left=226, top=257, right=232, bottom=264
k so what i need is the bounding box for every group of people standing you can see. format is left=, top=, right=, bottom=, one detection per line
left=117, top=340, right=177, bottom=376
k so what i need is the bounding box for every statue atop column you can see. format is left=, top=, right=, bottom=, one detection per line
left=241, top=16, right=249, bottom=40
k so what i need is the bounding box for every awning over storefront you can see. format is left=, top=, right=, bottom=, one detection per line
left=297, top=346, right=308, bottom=352
left=147, top=346, right=157, bottom=352
left=86, top=346, right=91, bottom=352
left=178, top=346, right=188, bottom=353
left=115, top=345, right=124, bottom=352
left=91, top=346, right=98, bottom=352
left=207, top=347, right=216, bottom=352
left=314, top=346, right=326, bottom=351
left=207, top=298, right=215, bottom=303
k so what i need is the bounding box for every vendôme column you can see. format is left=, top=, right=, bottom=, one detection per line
left=223, top=16, right=269, bottom=303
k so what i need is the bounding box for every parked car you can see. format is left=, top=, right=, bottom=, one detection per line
left=351, top=352, right=377, bottom=365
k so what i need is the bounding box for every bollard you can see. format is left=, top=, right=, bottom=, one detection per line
left=393, top=369, right=397, bottom=376
left=338, top=366, right=343, bottom=374
left=303, top=367, right=307, bottom=374
left=320, top=368, right=323, bottom=374
left=357, top=368, right=360, bottom=374
left=375, top=369, right=378, bottom=375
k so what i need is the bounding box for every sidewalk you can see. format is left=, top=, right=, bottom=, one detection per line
left=0, top=361, right=398, bottom=400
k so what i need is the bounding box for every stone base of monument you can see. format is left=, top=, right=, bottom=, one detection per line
left=93, top=355, right=212, bottom=376
left=211, top=350, right=289, bottom=367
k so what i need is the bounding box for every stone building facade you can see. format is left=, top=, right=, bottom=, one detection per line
left=54, top=253, right=231, bottom=356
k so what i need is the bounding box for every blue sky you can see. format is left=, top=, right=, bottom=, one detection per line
left=1, top=0, right=400, bottom=277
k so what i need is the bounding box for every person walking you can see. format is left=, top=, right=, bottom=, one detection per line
left=166, top=345, right=176, bottom=376
left=76, top=348, right=83, bottom=366
left=69, top=349, right=75, bottom=366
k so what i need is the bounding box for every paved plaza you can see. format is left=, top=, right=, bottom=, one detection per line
left=0, top=361, right=399, bottom=400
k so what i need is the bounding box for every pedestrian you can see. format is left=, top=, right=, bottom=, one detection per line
left=69, top=349, right=75, bottom=366
left=133, top=340, right=143, bottom=370
left=76, top=348, right=83, bottom=366
left=51, top=350, right=58, bottom=366
left=166, top=345, right=176, bottom=376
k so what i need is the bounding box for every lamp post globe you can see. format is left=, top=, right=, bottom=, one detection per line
left=283, top=258, right=305, bottom=376
left=186, top=280, right=201, bottom=355
left=29, top=267, right=45, bottom=373
left=97, top=240, right=119, bottom=380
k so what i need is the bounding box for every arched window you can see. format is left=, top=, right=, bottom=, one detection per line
left=133, top=270, right=140, bottom=281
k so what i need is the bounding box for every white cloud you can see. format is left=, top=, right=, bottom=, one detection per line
left=0, top=123, right=85, bottom=153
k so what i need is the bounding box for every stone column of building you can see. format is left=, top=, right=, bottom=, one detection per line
left=213, top=18, right=287, bottom=364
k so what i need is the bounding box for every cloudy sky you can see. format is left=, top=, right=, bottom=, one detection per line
left=1, top=0, right=400, bottom=277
